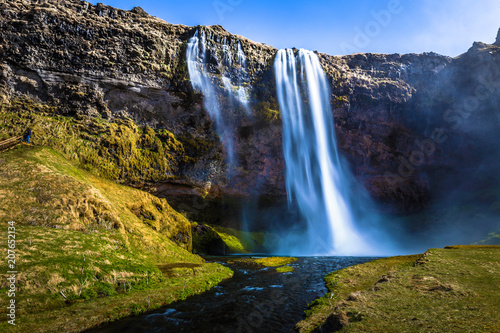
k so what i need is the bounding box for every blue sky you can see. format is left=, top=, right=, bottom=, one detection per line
left=90, top=0, right=500, bottom=56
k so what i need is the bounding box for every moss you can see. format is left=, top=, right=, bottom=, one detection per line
left=211, top=225, right=269, bottom=254
left=239, top=256, right=297, bottom=273
left=178, top=133, right=217, bottom=163
left=276, top=266, right=294, bottom=273
left=255, top=100, right=281, bottom=123
left=0, top=98, right=187, bottom=184
left=226, top=256, right=297, bottom=273
left=191, top=223, right=277, bottom=255
left=191, top=224, right=229, bottom=255
left=252, top=257, right=297, bottom=267
left=334, top=95, right=349, bottom=107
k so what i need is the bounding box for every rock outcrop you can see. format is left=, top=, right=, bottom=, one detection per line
left=1, top=0, right=499, bottom=225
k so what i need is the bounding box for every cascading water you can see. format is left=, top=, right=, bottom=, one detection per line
left=186, top=29, right=251, bottom=166
left=187, top=29, right=236, bottom=165
left=274, top=49, right=375, bottom=256
left=236, top=41, right=250, bottom=112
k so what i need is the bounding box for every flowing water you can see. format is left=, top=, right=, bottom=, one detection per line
left=186, top=29, right=251, bottom=167
left=274, top=49, right=378, bottom=256
left=186, top=29, right=235, bottom=164
left=87, top=256, right=378, bottom=333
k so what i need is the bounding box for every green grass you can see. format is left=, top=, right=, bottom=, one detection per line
left=0, top=145, right=233, bottom=332
left=227, top=256, right=297, bottom=273
left=296, top=247, right=500, bottom=332
left=276, top=266, right=294, bottom=273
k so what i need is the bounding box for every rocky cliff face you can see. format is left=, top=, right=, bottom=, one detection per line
left=1, top=0, right=499, bottom=225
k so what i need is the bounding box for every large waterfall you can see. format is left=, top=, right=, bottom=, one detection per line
left=274, top=49, right=374, bottom=255
left=187, top=29, right=386, bottom=255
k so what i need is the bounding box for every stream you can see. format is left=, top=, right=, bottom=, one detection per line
left=88, top=256, right=379, bottom=333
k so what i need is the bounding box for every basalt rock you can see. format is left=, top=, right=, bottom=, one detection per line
left=1, top=0, right=499, bottom=224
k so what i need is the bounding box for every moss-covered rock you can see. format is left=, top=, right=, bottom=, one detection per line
left=191, top=223, right=229, bottom=255
left=191, top=223, right=273, bottom=255
left=0, top=103, right=186, bottom=184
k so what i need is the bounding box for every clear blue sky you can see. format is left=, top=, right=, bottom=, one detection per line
left=90, top=0, right=499, bottom=56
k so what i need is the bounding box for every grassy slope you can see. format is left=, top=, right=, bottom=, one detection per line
left=0, top=145, right=232, bottom=332
left=297, top=246, right=500, bottom=332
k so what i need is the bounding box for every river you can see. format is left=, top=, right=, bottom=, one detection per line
left=87, top=256, right=379, bottom=333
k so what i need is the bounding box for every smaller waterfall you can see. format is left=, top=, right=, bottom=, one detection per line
left=187, top=29, right=253, bottom=166
left=220, top=39, right=250, bottom=113
left=235, top=41, right=250, bottom=112
left=237, top=41, right=246, bottom=67
left=275, top=49, right=375, bottom=256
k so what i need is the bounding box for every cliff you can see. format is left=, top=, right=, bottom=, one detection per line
left=1, top=0, right=499, bottom=226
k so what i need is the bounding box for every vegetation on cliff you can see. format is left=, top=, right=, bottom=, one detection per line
left=0, top=98, right=195, bottom=184
left=0, top=145, right=232, bottom=332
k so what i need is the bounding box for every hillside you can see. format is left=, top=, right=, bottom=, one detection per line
left=0, top=144, right=232, bottom=332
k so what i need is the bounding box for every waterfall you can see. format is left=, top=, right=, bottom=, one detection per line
left=236, top=41, right=250, bottom=112
left=186, top=29, right=251, bottom=166
left=274, top=49, right=374, bottom=256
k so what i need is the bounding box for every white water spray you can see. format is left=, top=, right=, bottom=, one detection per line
left=274, top=49, right=375, bottom=256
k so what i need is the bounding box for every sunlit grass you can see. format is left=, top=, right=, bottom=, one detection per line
left=0, top=146, right=233, bottom=332
left=296, top=247, right=500, bottom=332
